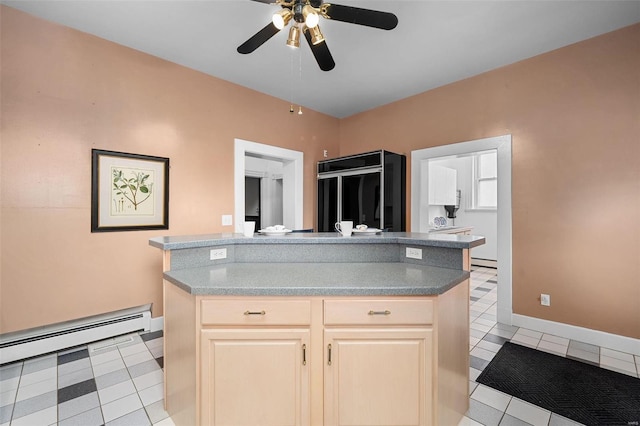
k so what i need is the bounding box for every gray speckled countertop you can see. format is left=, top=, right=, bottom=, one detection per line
left=154, top=232, right=482, bottom=297
left=164, top=262, right=469, bottom=296
left=149, top=231, right=485, bottom=250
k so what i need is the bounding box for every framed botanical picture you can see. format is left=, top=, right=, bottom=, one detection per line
left=91, top=149, right=169, bottom=232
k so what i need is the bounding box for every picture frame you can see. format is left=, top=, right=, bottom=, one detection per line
left=91, top=149, right=169, bottom=232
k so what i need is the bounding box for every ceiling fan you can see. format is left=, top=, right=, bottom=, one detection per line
left=237, top=0, right=398, bottom=71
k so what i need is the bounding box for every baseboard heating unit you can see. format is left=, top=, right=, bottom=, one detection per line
left=0, top=304, right=151, bottom=365
left=471, top=258, right=498, bottom=269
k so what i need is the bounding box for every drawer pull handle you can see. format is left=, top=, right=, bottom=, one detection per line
left=244, top=310, right=266, bottom=316
left=327, top=344, right=332, bottom=366
left=302, top=344, right=307, bottom=366
left=368, top=310, right=391, bottom=316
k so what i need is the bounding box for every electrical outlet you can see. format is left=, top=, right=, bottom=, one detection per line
left=222, top=215, right=233, bottom=226
left=540, top=294, right=551, bottom=306
left=323, top=149, right=328, bottom=158
left=210, top=248, right=227, bottom=260
left=406, top=247, right=422, bottom=260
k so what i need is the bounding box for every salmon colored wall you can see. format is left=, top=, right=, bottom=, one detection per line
left=339, top=24, right=640, bottom=339
left=0, top=6, right=340, bottom=333
left=2, top=6, right=638, bottom=341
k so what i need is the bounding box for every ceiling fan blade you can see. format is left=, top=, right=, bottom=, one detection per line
left=303, top=30, right=335, bottom=71
left=323, top=4, right=398, bottom=30
left=237, top=22, right=281, bottom=54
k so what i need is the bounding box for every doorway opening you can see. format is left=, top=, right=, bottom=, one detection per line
left=245, top=176, right=262, bottom=230
left=234, top=139, right=303, bottom=233
left=244, top=158, right=285, bottom=230
left=426, top=149, right=498, bottom=267
left=411, top=135, right=512, bottom=325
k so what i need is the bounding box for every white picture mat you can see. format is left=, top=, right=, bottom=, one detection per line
left=97, top=154, right=166, bottom=228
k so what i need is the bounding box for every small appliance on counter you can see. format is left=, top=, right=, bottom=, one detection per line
left=444, top=189, right=461, bottom=224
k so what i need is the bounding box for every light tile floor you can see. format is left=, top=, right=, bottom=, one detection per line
left=1, top=267, right=638, bottom=425
left=0, top=331, right=172, bottom=426
left=460, top=266, right=640, bottom=426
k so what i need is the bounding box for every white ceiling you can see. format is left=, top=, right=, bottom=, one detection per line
left=3, top=0, right=640, bottom=118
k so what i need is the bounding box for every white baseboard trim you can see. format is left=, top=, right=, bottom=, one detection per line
left=512, top=314, right=640, bottom=356
left=149, top=316, right=164, bottom=333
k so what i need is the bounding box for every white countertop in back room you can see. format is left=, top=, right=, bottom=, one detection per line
left=427, top=226, right=473, bottom=233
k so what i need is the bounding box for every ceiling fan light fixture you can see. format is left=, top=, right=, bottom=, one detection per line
left=240, top=1, right=398, bottom=72
left=309, top=25, right=325, bottom=45
left=302, top=5, right=319, bottom=28
left=286, top=25, right=300, bottom=48
left=272, top=9, right=293, bottom=30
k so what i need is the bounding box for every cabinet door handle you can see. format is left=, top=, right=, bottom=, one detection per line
left=327, top=344, right=332, bottom=366
left=368, top=310, right=391, bottom=316
left=243, top=310, right=266, bottom=315
left=302, top=344, right=306, bottom=366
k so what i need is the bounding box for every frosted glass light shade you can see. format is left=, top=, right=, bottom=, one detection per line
left=272, top=9, right=292, bottom=30
left=303, top=5, right=319, bottom=28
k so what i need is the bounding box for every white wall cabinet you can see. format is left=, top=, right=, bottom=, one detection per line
left=428, top=165, right=457, bottom=205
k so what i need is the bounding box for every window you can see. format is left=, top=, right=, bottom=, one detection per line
left=472, top=150, right=497, bottom=209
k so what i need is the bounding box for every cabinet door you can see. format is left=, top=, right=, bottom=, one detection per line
left=428, top=165, right=457, bottom=205
left=442, top=167, right=457, bottom=205
left=324, top=328, right=433, bottom=426
left=428, top=165, right=442, bottom=205
left=201, top=328, right=310, bottom=426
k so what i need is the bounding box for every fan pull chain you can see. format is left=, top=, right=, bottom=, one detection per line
left=298, top=47, right=303, bottom=115
left=289, top=37, right=303, bottom=115
left=289, top=44, right=295, bottom=113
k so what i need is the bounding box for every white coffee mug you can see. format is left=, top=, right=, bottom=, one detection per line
left=335, top=220, right=353, bottom=237
left=243, top=221, right=256, bottom=237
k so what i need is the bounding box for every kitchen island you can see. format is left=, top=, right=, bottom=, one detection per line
left=149, top=232, right=485, bottom=426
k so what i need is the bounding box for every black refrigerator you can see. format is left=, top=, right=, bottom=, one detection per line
left=317, top=150, right=406, bottom=232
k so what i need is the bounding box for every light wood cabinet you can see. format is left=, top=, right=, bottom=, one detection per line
left=199, top=298, right=311, bottom=426
left=323, top=299, right=434, bottom=426
left=164, top=282, right=469, bottom=426
left=155, top=233, right=482, bottom=426
left=200, top=299, right=311, bottom=326
left=200, top=328, right=310, bottom=426
left=324, top=328, right=433, bottom=426
left=324, top=299, right=433, bottom=325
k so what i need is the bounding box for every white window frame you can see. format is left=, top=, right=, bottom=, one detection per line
left=471, top=150, right=498, bottom=210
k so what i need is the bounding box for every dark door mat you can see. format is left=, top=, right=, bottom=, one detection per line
left=476, top=342, right=640, bottom=425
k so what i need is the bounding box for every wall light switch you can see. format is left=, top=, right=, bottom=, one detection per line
left=222, top=215, right=233, bottom=226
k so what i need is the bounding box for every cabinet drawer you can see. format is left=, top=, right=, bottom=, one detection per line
left=201, top=299, right=311, bottom=326
left=324, top=299, right=434, bottom=325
